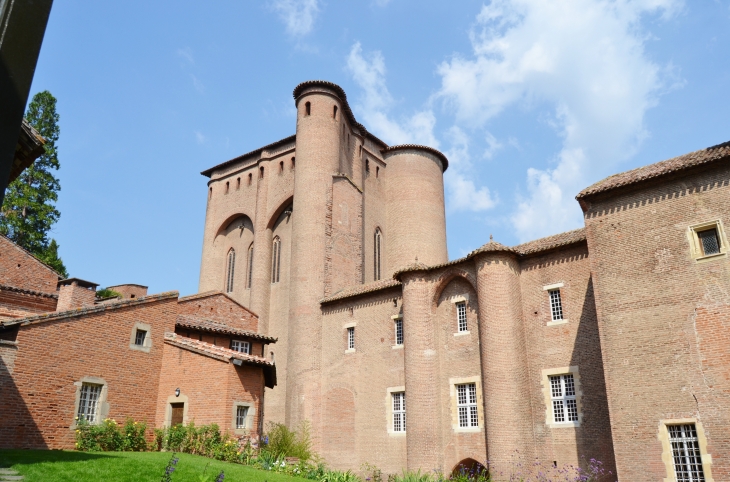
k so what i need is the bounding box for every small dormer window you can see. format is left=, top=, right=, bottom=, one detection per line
left=231, top=340, right=251, bottom=355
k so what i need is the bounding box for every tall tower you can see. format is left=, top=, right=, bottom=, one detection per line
left=286, top=82, right=350, bottom=441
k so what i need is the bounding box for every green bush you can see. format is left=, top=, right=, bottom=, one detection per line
left=154, top=422, right=242, bottom=463
left=75, top=417, right=148, bottom=452
left=264, top=420, right=313, bottom=462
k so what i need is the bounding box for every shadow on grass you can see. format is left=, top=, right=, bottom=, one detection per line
left=0, top=449, right=114, bottom=466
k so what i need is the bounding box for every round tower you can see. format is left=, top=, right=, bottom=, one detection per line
left=383, top=146, right=448, bottom=271
left=473, top=242, right=535, bottom=473
left=286, top=81, right=345, bottom=440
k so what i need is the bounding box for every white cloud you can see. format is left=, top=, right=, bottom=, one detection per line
left=191, top=74, right=205, bottom=94
left=437, top=0, right=683, bottom=241
left=271, top=0, right=320, bottom=36
left=346, top=43, right=496, bottom=213
left=176, top=48, right=194, bottom=65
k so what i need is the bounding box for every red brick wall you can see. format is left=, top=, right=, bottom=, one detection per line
left=583, top=165, right=730, bottom=481
left=0, top=288, right=57, bottom=314
left=0, top=236, right=60, bottom=293
left=156, top=342, right=264, bottom=434
left=0, top=294, right=178, bottom=449
left=518, top=243, right=615, bottom=474
left=56, top=283, right=96, bottom=311
left=178, top=293, right=258, bottom=332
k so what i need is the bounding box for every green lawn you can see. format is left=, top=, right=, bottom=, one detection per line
left=0, top=450, right=307, bottom=482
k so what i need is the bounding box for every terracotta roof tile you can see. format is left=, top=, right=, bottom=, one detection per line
left=200, top=135, right=296, bottom=178
left=0, top=283, right=58, bottom=299
left=164, top=332, right=273, bottom=367
left=577, top=140, right=730, bottom=200
left=176, top=315, right=277, bottom=343
left=0, top=291, right=179, bottom=328
left=320, top=279, right=401, bottom=304
left=512, top=228, right=586, bottom=256
left=381, top=144, right=449, bottom=172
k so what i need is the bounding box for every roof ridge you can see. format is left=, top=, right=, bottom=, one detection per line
left=0, top=234, right=63, bottom=278
left=0, top=291, right=179, bottom=327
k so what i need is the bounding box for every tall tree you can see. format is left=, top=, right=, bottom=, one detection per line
left=0, top=91, right=67, bottom=277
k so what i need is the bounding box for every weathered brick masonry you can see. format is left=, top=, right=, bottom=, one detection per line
left=198, top=80, right=730, bottom=480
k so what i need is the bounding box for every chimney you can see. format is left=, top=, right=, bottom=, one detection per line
left=56, top=278, right=98, bottom=311
left=106, top=284, right=148, bottom=300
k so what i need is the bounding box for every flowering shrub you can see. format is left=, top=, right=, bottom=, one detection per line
left=75, top=417, right=148, bottom=452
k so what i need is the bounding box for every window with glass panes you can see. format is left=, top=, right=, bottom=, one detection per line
left=456, top=302, right=468, bottom=332
left=668, top=424, right=706, bottom=482
left=231, top=340, right=250, bottom=354
left=77, top=383, right=103, bottom=423
left=236, top=406, right=249, bottom=429
left=698, top=228, right=721, bottom=256
left=347, top=327, right=355, bottom=350
left=392, top=392, right=406, bottom=432
left=394, top=318, right=403, bottom=345
left=549, top=374, right=578, bottom=423
left=549, top=289, right=564, bottom=321
left=134, top=329, right=147, bottom=346
left=456, top=383, right=478, bottom=427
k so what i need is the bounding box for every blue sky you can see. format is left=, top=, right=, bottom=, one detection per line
left=28, top=0, right=730, bottom=296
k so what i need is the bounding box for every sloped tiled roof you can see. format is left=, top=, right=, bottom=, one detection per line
left=0, top=291, right=179, bottom=328
left=200, top=135, right=296, bottom=178
left=382, top=144, right=449, bottom=171
left=577, top=140, right=730, bottom=200
left=320, top=279, right=401, bottom=304
left=176, top=315, right=277, bottom=343
left=178, top=290, right=259, bottom=318
left=512, top=228, right=586, bottom=256
left=164, top=332, right=273, bottom=367
left=0, top=283, right=58, bottom=299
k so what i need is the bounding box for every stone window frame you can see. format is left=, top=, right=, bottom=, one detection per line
left=658, top=418, right=714, bottom=482
left=163, top=393, right=189, bottom=428
left=687, top=220, right=728, bottom=262
left=543, top=283, right=568, bottom=326
left=392, top=314, right=403, bottom=349
left=449, top=376, right=484, bottom=433
left=71, top=376, right=109, bottom=428
left=231, top=401, right=256, bottom=435
left=343, top=321, right=356, bottom=354
left=540, top=366, right=582, bottom=428
left=385, top=386, right=406, bottom=436
left=129, top=322, right=152, bottom=353
left=450, top=295, right=470, bottom=336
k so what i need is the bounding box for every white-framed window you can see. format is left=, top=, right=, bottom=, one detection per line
left=134, top=329, right=147, bottom=346
left=456, top=383, right=478, bottom=428
left=394, top=318, right=403, bottom=346
left=549, top=289, right=564, bottom=321
left=77, top=383, right=103, bottom=423
left=347, top=327, right=355, bottom=350
left=550, top=374, right=578, bottom=423
left=236, top=405, right=249, bottom=429
left=392, top=392, right=406, bottom=432
left=231, top=340, right=251, bottom=355
left=668, top=424, right=706, bottom=482
left=226, top=249, right=236, bottom=293
left=456, top=301, right=468, bottom=332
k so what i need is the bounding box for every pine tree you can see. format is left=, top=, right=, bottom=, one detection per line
left=0, top=91, right=67, bottom=277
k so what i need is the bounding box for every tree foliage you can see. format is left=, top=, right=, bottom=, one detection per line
left=1, top=91, right=67, bottom=277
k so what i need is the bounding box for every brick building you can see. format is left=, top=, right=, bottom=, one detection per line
left=0, top=239, right=276, bottom=449
left=198, top=80, right=730, bottom=480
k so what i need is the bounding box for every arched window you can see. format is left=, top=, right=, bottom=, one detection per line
left=259, top=166, right=264, bottom=178
left=226, top=249, right=236, bottom=293
left=374, top=229, right=382, bottom=281
left=305, top=101, right=311, bottom=116
left=333, top=105, right=338, bottom=119
left=246, top=244, right=254, bottom=289
left=225, top=181, right=229, bottom=194
left=209, top=187, right=212, bottom=198
left=271, top=236, right=281, bottom=284
left=279, top=161, right=284, bottom=173
left=291, top=157, right=295, bottom=169
left=248, top=173, right=252, bottom=185
left=236, top=177, right=240, bottom=189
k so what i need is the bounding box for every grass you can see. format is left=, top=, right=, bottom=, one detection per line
left=0, top=450, right=308, bottom=482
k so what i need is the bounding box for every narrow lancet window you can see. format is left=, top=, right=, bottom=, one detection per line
left=246, top=244, right=254, bottom=289
left=226, top=249, right=236, bottom=293
left=374, top=229, right=382, bottom=281
left=305, top=101, right=311, bottom=116
left=271, top=237, right=281, bottom=283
